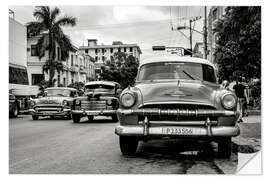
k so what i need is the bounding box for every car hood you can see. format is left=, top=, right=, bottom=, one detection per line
left=135, top=80, right=219, bottom=107
left=35, top=96, right=72, bottom=105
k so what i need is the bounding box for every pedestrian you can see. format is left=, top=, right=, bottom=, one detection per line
left=233, top=76, right=249, bottom=122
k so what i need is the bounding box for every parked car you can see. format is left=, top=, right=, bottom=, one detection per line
left=71, top=81, right=121, bottom=123
left=29, top=87, right=78, bottom=120
left=115, top=56, right=241, bottom=158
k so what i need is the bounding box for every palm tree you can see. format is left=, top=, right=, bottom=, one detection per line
left=27, top=6, right=77, bottom=87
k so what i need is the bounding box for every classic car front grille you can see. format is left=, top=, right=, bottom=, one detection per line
left=35, top=106, right=62, bottom=112
left=138, top=104, right=217, bottom=124
left=81, top=100, right=107, bottom=110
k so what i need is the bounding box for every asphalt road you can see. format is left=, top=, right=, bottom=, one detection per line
left=9, top=115, right=260, bottom=174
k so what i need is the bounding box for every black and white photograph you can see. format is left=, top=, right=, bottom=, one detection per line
left=7, top=2, right=261, bottom=175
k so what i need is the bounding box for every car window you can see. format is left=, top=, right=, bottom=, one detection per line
left=138, top=62, right=216, bottom=83
left=46, top=89, right=72, bottom=97
left=85, top=84, right=115, bottom=92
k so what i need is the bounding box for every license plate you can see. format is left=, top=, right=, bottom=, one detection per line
left=162, top=127, right=194, bottom=135
left=87, top=112, right=100, bottom=115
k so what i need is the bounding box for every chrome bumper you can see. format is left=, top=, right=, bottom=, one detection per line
left=117, top=109, right=236, bottom=117
left=115, top=125, right=240, bottom=137
left=28, top=108, right=71, bottom=116
left=72, top=109, right=116, bottom=116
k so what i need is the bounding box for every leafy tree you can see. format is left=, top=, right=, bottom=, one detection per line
left=213, top=7, right=261, bottom=81
left=100, top=52, right=139, bottom=89
left=27, top=6, right=77, bottom=87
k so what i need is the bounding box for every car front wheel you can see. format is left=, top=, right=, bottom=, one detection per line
left=111, top=115, right=118, bottom=122
left=11, top=104, right=19, bottom=118
left=32, top=115, right=39, bottom=120
left=87, top=115, right=93, bottom=121
left=72, top=114, right=81, bottom=123
left=119, top=136, right=139, bottom=155
left=217, top=137, right=232, bottom=158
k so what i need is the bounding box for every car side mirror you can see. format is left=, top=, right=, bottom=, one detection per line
left=116, top=89, right=122, bottom=95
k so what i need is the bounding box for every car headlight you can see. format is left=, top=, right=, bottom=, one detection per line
left=63, top=100, right=68, bottom=106
left=221, top=93, right=236, bottom=109
left=121, top=92, right=136, bottom=108
left=107, top=99, right=112, bottom=105
left=30, top=100, right=36, bottom=106
left=75, top=99, right=81, bottom=106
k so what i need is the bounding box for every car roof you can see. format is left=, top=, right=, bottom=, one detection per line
left=85, top=81, right=120, bottom=87
left=140, top=56, right=215, bottom=68
left=45, top=87, right=77, bottom=91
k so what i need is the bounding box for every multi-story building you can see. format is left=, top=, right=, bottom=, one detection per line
left=207, top=6, right=227, bottom=64
left=193, top=42, right=204, bottom=58
left=27, top=36, right=95, bottom=87
left=79, top=39, right=141, bottom=78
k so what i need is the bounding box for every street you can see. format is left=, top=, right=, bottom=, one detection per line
left=9, top=115, right=261, bottom=174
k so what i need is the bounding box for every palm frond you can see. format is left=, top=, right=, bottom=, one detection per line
left=36, top=34, right=49, bottom=60
left=55, top=16, right=77, bottom=27
left=50, top=7, right=60, bottom=22
left=26, top=21, right=44, bottom=37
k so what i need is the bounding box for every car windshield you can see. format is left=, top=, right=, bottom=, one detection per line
left=46, top=89, right=72, bottom=97
left=137, top=62, right=217, bottom=83
left=85, top=84, right=115, bottom=92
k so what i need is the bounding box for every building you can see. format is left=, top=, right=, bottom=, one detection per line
left=193, top=42, right=204, bottom=58
left=27, top=36, right=95, bottom=87
left=79, top=39, right=142, bottom=78
left=207, top=6, right=227, bottom=63
left=9, top=12, right=39, bottom=95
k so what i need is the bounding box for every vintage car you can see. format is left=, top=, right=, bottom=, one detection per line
left=115, top=56, right=240, bottom=158
left=71, top=81, right=121, bottom=123
left=29, top=87, right=78, bottom=120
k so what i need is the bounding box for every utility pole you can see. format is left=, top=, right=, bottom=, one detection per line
left=203, top=6, right=208, bottom=59
left=189, top=19, right=192, bottom=56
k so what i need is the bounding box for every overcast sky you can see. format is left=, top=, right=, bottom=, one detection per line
left=9, top=6, right=207, bottom=61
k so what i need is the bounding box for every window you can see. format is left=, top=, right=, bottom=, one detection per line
left=31, top=45, right=38, bottom=56
left=110, top=48, right=113, bottom=53
left=57, top=74, right=60, bottom=86
left=71, top=55, right=74, bottom=66
left=102, top=56, right=105, bottom=62
left=95, top=49, right=98, bottom=54
left=118, top=48, right=121, bottom=52
left=213, top=8, right=218, bottom=21
left=31, top=74, right=44, bottom=85
left=63, top=77, right=66, bottom=87
left=85, top=49, right=88, bottom=54
left=129, top=47, right=133, bottom=52
left=9, top=66, right=29, bottom=85
left=124, top=47, right=126, bottom=52
left=95, top=56, right=98, bottom=62
left=102, top=49, right=105, bottom=53
left=57, top=47, right=60, bottom=60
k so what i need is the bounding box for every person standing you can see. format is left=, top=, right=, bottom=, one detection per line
left=233, top=77, right=249, bottom=121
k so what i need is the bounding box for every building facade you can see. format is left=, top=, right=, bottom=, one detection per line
left=27, top=37, right=95, bottom=87
left=207, top=6, right=227, bottom=63
left=79, top=39, right=141, bottom=78
left=193, top=42, right=204, bottom=58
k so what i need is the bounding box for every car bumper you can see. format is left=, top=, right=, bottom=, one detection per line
left=72, top=109, right=117, bottom=116
left=115, top=125, right=240, bottom=137
left=28, top=108, right=71, bottom=116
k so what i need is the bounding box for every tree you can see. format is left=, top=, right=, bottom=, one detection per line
left=27, top=6, right=77, bottom=87
left=100, top=52, right=139, bottom=89
left=213, top=7, right=261, bottom=81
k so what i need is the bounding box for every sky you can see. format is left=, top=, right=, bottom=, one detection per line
left=9, top=6, right=207, bottom=61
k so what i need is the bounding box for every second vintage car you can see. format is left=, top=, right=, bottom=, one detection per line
left=29, top=87, right=78, bottom=120
left=115, top=56, right=241, bottom=158
left=71, top=81, right=121, bottom=123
